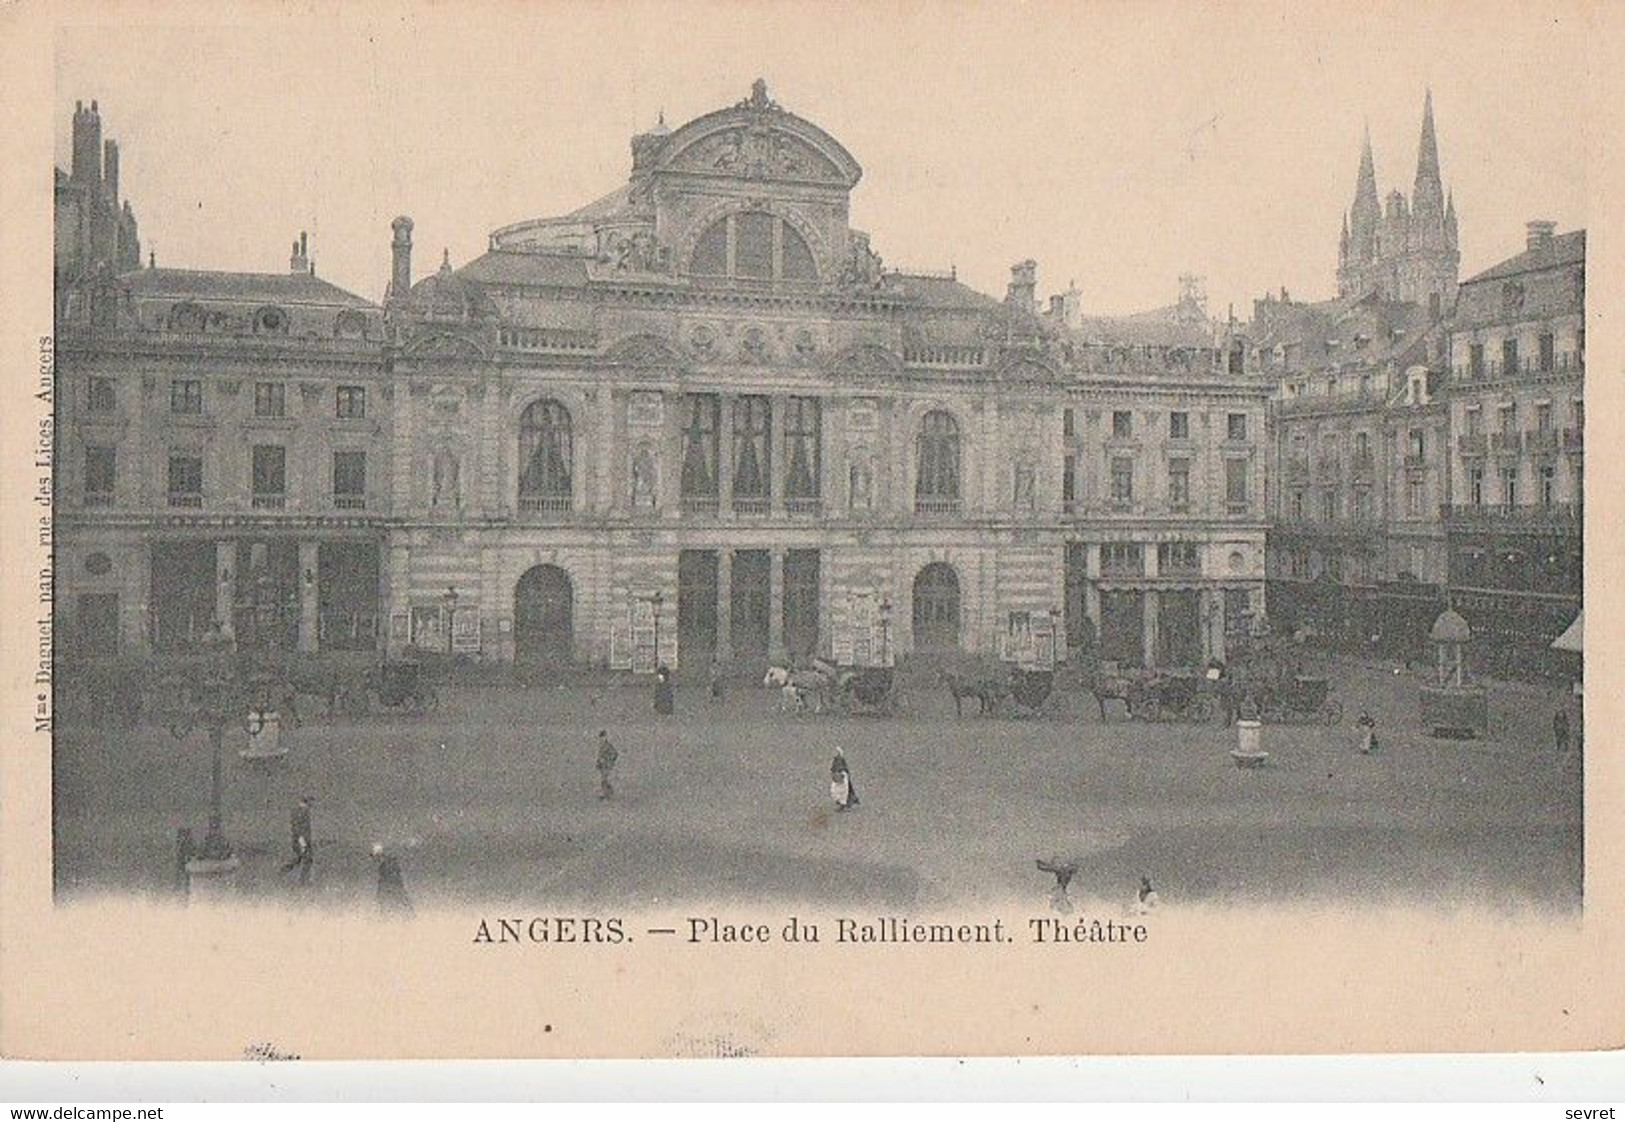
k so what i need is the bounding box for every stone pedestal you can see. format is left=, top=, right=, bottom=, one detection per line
left=1232, top=719, right=1267, bottom=768
left=185, top=855, right=241, bottom=900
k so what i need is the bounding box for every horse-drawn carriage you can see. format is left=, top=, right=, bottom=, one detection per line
left=1255, top=674, right=1342, bottom=725
left=333, top=658, right=440, bottom=717
left=1080, top=661, right=1214, bottom=723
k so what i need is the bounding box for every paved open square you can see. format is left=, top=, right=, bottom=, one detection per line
left=54, top=657, right=1582, bottom=913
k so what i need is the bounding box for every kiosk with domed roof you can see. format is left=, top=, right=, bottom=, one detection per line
left=1419, top=607, right=1488, bottom=738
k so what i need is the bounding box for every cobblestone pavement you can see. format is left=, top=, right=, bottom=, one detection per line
left=54, top=658, right=1583, bottom=912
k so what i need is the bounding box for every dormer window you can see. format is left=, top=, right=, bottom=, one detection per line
left=254, top=306, right=289, bottom=334
left=689, top=210, right=817, bottom=283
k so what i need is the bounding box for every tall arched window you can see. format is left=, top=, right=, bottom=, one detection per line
left=518, top=399, right=573, bottom=512
left=915, top=410, right=961, bottom=512
left=688, top=211, right=818, bottom=283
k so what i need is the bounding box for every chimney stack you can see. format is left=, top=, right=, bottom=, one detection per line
left=72, top=99, right=103, bottom=185
left=389, top=216, right=415, bottom=299
left=1526, top=220, right=1557, bottom=251
left=289, top=230, right=310, bottom=275
left=1006, top=259, right=1037, bottom=314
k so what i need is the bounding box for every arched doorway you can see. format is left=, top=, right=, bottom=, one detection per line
left=912, top=563, right=961, bottom=653
left=514, top=565, right=573, bottom=667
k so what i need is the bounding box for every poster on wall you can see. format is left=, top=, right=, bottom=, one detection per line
left=609, top=620, right=633, bottom=671
left=451, top=607, right=482, bottom=654
left=410, top=606, right=444, bottom=651
left=389, top=610, right=411, bottom=645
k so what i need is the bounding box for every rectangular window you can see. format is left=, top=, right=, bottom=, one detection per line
left=1102, top=542, right=1144, bottom=576
left=1167, top=458, right=1190, bottom=510
left=784, top=396, right=822, bottom=503
left=335, top=385, right=366, bottom=419
left=333, top=451, right=366, bottom=508
left=255, top=381, right=286, bottom=418
left=1354, top=432, right=1370, bottom=459
left=1536, top=403, right=1552, bottom=432
left=1157, top=541, right=1200, bottom=575
left=1224, top=459, right=1248, bottom=511
left=1062, top=454, right=1077, bottom=508
left=170, top=379, right=202, bottom=415
left=1466, top=408, right=1482, bottom=435
left=83, top=445, right=115, bottom=505
left=1291, top=490, right=1305, bottom=521
left=1499, top=405, right=1517, bottom=434
left=1110, top=456, right=1134, bottom=504
left=1469, top=343, right=1485, bottom=379
left=87, top=376, right=116, bottom=413
left=1540, top=333, right=1555, bottom=372
left=1227, top=413, right=1248, bottom=442
left=1353, top=489, right=1370, bottom=521
left=1502, top=338, right=1520, bottom=377
left=1321, top=490, right=1338, bottom=522
left=1169, top=411, right=1189, bottom=440
left=1575, top=400, right=1585, bottom=432
left=1502, top=467, right=1518, bottom=507
left=167, top=454, right=203, bottom=506
left=731, top=395, right=772, bottom=507
left=1063, top=408, right=1075, bottom=439
left=1112, top=410, right=1132, bottom=439
left=680, top=393, right=722, bottom=501
left=1409, top=428, right=1425, bottom=459
left=1541, top=464, right=1556, bottom=506
left=1406, top=479, right=1422, bottom=518
left=1470, top=466, right=1484, bottom=506
left=251, top=445, right=286, bottom=508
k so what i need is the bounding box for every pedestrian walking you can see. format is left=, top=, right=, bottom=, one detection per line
left=372, top=845, right=414, bottom=916
left=653, top=665, right=675, bottom=716
left=1131, top=875, right=1160, bottom=915
left=1553, top=707, right=1571, bottom=756
left=829, top=747, right=859, bottom=811
left=279, top=795, right=314, bottom=885
left=1356, top=710, right=1379, bottom=755
left=709, top=656, right=725, bottom=704
left=595, top=730, right=618, bottom=799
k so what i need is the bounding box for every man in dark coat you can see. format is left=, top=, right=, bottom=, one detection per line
left=595, top=730, right=619, bottom=799
left=1554, top=708, right=1571, bottom=755
left=653, top=665, right=675, bottom=716
left=373, top=845, right=414, bottom=916
left=280, top=795, right=314, bottom=885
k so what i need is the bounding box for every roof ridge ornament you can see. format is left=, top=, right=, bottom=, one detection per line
left=740, top=78, right=778, bottom=112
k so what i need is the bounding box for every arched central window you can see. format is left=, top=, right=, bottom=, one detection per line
left=915, top=410, right=961, bottom=512
left=690, top=210, right=817, bottom=283
left=519, top=399, right=572, bottom=511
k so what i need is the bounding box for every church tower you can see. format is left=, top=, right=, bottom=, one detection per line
left=1336, top=92, right=1459, bottom=313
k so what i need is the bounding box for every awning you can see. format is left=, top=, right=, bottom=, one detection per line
left=1552, top=611, right=1583, bottom=653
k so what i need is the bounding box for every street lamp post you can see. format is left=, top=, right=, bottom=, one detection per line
left=878, top=596, right=892, bottom=666
left=443, top=586, right=459, bottom=657
left=650, top=590, right=664, bottom=672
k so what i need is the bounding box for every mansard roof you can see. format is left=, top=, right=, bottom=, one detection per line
left=1462, top=229, right=1585, bottom=286
left=118, top=266, right=377, bottom=309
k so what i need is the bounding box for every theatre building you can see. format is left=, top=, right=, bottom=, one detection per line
left=53, top=234, right=391, bottom=658
left=380, top=82, right=1269, bottom=672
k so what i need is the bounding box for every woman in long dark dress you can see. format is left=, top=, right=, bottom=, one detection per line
left=653, top=665, right=675, bottom=715
left=830, top=747, right=860, bottom=810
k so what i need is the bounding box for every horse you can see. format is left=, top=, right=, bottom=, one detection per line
left=764, top=665, right=834, bottom=713
left=1078, top=664, right=1144, bottom=721
left=939, top=666, right=1010, bottom=716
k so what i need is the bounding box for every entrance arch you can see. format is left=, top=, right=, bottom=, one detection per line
left=514, top=564, right=574, bottom=666
left=912, top=562, right=961, bottom=653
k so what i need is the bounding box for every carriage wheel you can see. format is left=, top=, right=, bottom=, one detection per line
left=1323, top=700, right=1344, bottom=726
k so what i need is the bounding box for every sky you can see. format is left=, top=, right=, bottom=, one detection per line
left=53, top=0, right=1591, bottom=319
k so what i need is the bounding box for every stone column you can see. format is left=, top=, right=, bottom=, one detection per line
left=1142, top=588, right=1160, bottom=669
left=716, top=548, right=733, bottom=664
left=768, top=547, right=785, bottom=661
left=719, top=394, right=735, bottom=518
left=770, top=393, right=788, bottom=516
left=1084, top=542, right=1102, bottom=634
left=215, top=540, right=236, bottom=639
left=298, top=540, right=320, bottom=652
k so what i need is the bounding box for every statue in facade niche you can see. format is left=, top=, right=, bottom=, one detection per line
left=840, top=232, right=885, bottom=288
left=431, top=449, right=461, bottom=509
left=849, top=457, right=874, bottom=512
left=631, top=447, right=659, bottom=510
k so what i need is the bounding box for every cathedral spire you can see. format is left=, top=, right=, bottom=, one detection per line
left=1414, top=89, right=1444, bottom=213
left=1356, top=123, right=1379, bottom=210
